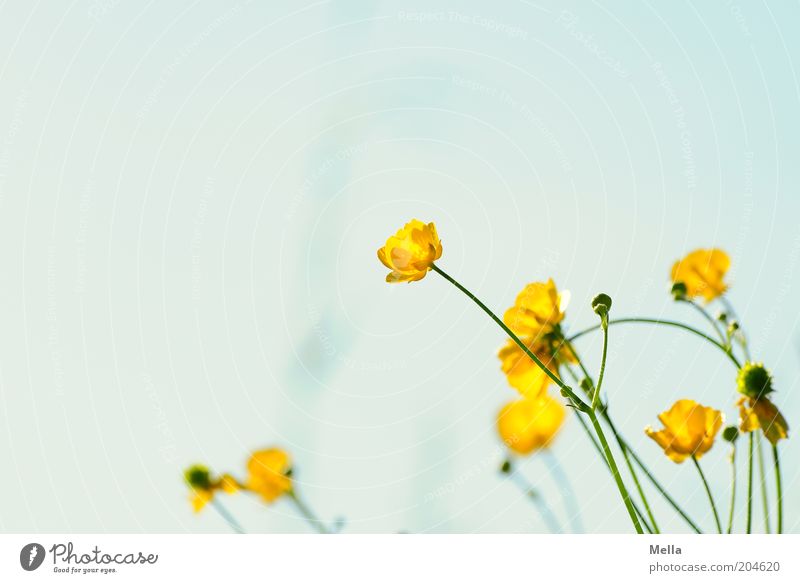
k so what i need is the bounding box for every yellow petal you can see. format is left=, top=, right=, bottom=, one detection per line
left=247, top=448, right=293, bottom=504
left=377, top=220, right=442, bottom=284
left=670, top=249, right=730, bottom=302
left=498, top=395, right=565, bottom=455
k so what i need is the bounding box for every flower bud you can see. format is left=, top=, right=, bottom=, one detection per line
left=591, top=293, right=612, bottom=315
left=736, top=362, right=774, bottom=399
left=722, top=425, right=739, bottom=443
left=184, top=464, right=212, bottom=490
left=670, top=281, right=688, bottom=301
left=499, top=459, right=512, bottom=474
left=716, top=311, right=728, bottom=323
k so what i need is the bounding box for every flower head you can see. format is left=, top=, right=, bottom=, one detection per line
left=377, top=219, right=442, bottom=283
left=737, top=396, right=788, bottom=446
left=645, top=399, right=724, bottom=463
left=670, top=248, right=730, bottom=302
left=503, top=279, right=568, bottom=337
left=736, top=362, right=774, bottom=399
left=497, top=394, right=565, bottom=455
left=497, top=335, right=571, bottom=398
left=246, top=448, right=293, bottom=503
left=184, top=464, right=240, bottom=512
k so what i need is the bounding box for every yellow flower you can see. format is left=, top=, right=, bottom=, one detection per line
left=737, top=396, right=789, bottom=446
left=670, top=248, right=730, bottom=302
left=184, top=464, right=240, bottom=513
left=377, top=219, right=442, bottom=283
left=497, top=394, right=565, bottom=455
left=503, top=279, right=568, bottom=336
left=498, top=337, right=562, bottom=398
left=645, top=399, right=724, bottom=463
left=246, top=448, right=293, bottom=503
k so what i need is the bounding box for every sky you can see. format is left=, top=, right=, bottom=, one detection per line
left=0, top=0, right=798, bottom=534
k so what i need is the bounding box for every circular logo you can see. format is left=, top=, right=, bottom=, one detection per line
left=20, top=543, right=46, bottom=571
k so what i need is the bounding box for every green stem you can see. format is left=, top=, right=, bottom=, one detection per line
left=430, top=264, right=586, bottom=408
left=755, top=432, right=771, bottom=533
left=681, top=299, right=727, bottom=345
left=567, top=317, right=741, bottom=369
left=773, top=445, right=782, bottom=534
left=430, top=264, right=642, bottom=532
left=288, top=491, right=329, bottom=534
left=624, top=445, right=703, bottom=534
left=747, top=432, right=754, bottom=533
left=588, top=409, right=644, bottom=533
left=562, top=343, right=669, bottom=534
left=692, top=456, right=722, bottom=534
left=727, top=445, right=737, bottom=534
left=592, top=324, right=608, bottom=410
left=566, top=397, right=653, bottom=534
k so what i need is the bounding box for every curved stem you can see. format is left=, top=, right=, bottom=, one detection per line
left=542, top=449, right=584, bottom=534
left=288, top=491, right=329, bottom=534
left=505, top=460, right=562, bottom=534
left=567, top=317, right=741, bottom=369
left=588, top=409, right=644, bottom=533
left=755, top=432, right=771, bottom=533
left=773, top=445, right=783, bottom=534
left=693, top=456, right=722, bottom=534
left=210, top=498, right=245, bottom=534
left=681, top=299, right=727, bottom=345
left=430, top=264, right=643, bottom=532
left=592, top=325, right=608, bottom=410
left=727, top=445, right=737, bottom=534
left=747, top=433, right=754, bottom=533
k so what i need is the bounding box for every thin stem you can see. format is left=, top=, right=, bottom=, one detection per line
left=592, top=324, right=608, bottom=410
left=567, top=398, right=653, bottom=533
left=430, top=264, right=642, bottom=532
left=747, top=432, right=754, bottom=533
left=288, top=491, right=329, bottom=534
left=692, top=456, right=722, bottom=534
left=568, top=317, right=741, bottom=369
left=773, top=445, right=783, bottom=534
left=727, top=445, right=737, bottom=534
left=681, top=299, right=727, bottom=345
left=505, top=461, right=562, bottom=534
left=562, top=347, right=668, bottom=533
left=542, top=449, right=584, bottom=534
left=588, top=409, right=644, bottom=533
left=755, top=432, right=771, bottom=533
left=624, top=445, right=703, bottom=534
left=210, top=498, right=245, bottom=534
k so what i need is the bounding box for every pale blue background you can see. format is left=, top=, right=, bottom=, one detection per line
left=0, top=0, right=798, bottom=533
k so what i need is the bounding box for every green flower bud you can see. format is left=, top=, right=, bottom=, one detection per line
left=722, top=426, right=739, bottom=443
left=591, top=293, right=613, bottom=316
left=716, top=311, right=728, bottom=323
left=184, top=464, right=212, bottom=490
left=670, top=281, right=687, bottom=300
left=736, top=362, right=774, bottom=399
left=499, top=459, right=512, bottom=474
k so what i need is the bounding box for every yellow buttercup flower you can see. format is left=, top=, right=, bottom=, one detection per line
left=498, top=394, right=565, bottom=454
left=670, top=248, right=730, bottom=302
left=645, top=399, right=724, bottom=463
left=377, top=219, right=442, bottom=283
left=498, top=337, right=562, bottom=398
left=184, top=464, right=240, bottom=513
left=246, top=448, right=293, bottom=503
left=503, top=279, right=568, bottom=336
left=737, top=396, right=789, bottom=446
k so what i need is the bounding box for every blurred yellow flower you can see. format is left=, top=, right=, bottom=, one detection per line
left=645, top=399, right=724, bottom=463
left=670, top=248, right=730, bottom=302
left=503, top=279, right=568, bottom=336
left=377, top=219, right=442, bottom=283
left=497, top=394, right=565, bottom=454
left=246, top=448, right=293, bottom=503
left=737, top=396, right=789, bottom=446
left=184, top=464, right=239, bottom=513
left=498, top=337, right=562, bottom=398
